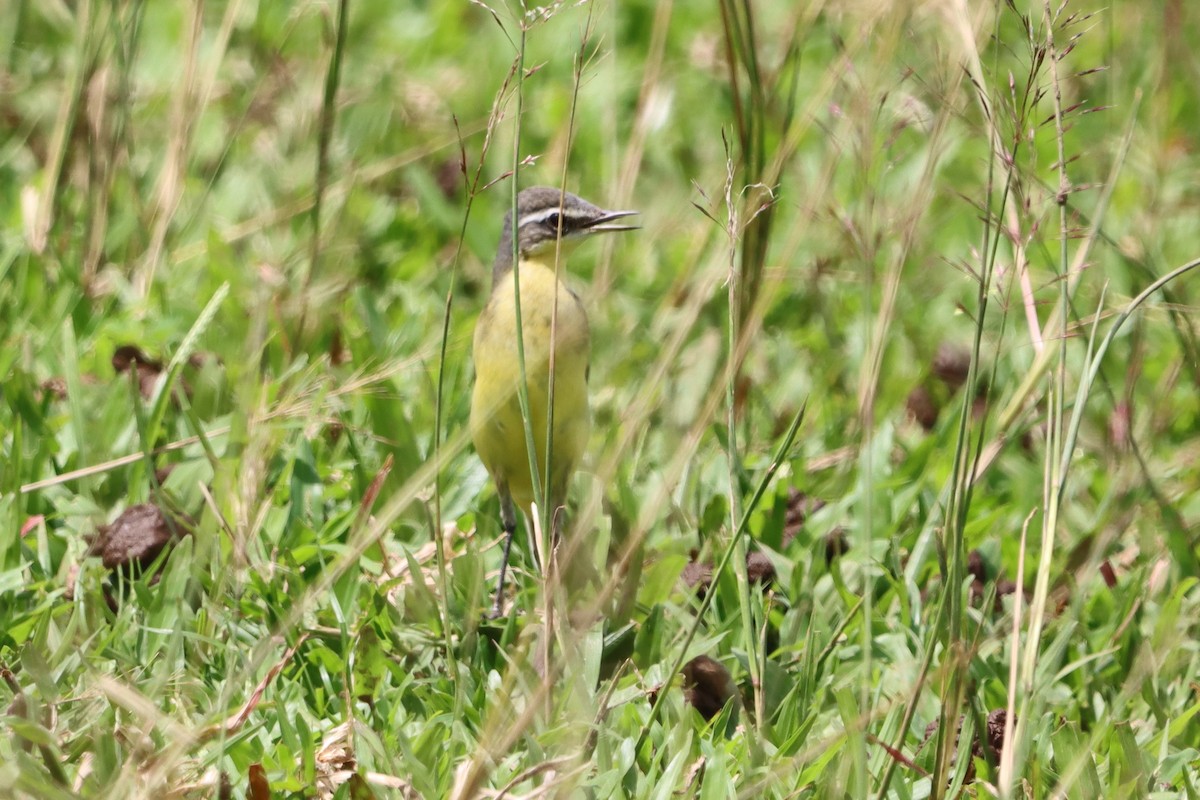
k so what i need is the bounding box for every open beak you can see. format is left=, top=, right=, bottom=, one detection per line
left=585, top=209, right=640, bottom=234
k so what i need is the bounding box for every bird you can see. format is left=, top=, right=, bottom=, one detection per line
left=470, top=186, right=637, bottom=617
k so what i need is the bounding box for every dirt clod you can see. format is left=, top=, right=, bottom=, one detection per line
left=681, top=655, right=736, bottom=721
left=932, top=343, right=971, bottom=391
left=983, top=709, right=1008, bottom=757
left=906, top=386, right=939, bottom=431
left=38, top=374, right=100, bottom=401
left=783, top=488, right=826, bottom=547
left=681, top=552, right=713, bottom=596
left=39, top=377, right=68, bottom=401
left=682, top=548, right=777, bottom=597
left=824, top=528, right=850, bottom=565
left=112, top=345, right=165, bottom=399
left=920, top=708, right=1014, bottom=782
left=89, top=503, right=191, bottom=575
left=111, top=345, right=161, bottom=374
left=995, top=579, right=1019, bottom=599
left=967, top=549, right=988, bottom=605
left=746, top=551, right=776, bottom=585
left=966, top=549, right=986, bottom=582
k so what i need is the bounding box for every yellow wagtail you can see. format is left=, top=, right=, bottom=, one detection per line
left=471, top=186, right=637, bottom=617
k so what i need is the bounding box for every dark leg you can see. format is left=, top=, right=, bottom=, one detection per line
left=490, top=487, right=518, bottom=618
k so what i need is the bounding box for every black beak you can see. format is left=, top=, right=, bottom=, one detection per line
left=585, top=209, right=639, bottom=234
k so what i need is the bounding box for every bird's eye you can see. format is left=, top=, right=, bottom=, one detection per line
left=546, top=212, right=562, bottom=231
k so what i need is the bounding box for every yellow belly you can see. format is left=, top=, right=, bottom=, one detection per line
left=470, top=258, right=591, bottom=514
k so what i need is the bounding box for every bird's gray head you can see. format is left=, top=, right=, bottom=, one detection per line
left=492, top=186, right=637, bottom=283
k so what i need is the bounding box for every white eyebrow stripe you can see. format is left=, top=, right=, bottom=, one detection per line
left=519, top=207, right=601, bottom=230
left=517, top=208, right=565, bottom=228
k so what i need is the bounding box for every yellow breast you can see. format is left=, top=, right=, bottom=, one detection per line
left=470, top=258, right=591, bottom=513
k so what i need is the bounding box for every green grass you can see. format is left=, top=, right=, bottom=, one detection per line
left=3, top=0, right=1200, bottom=797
